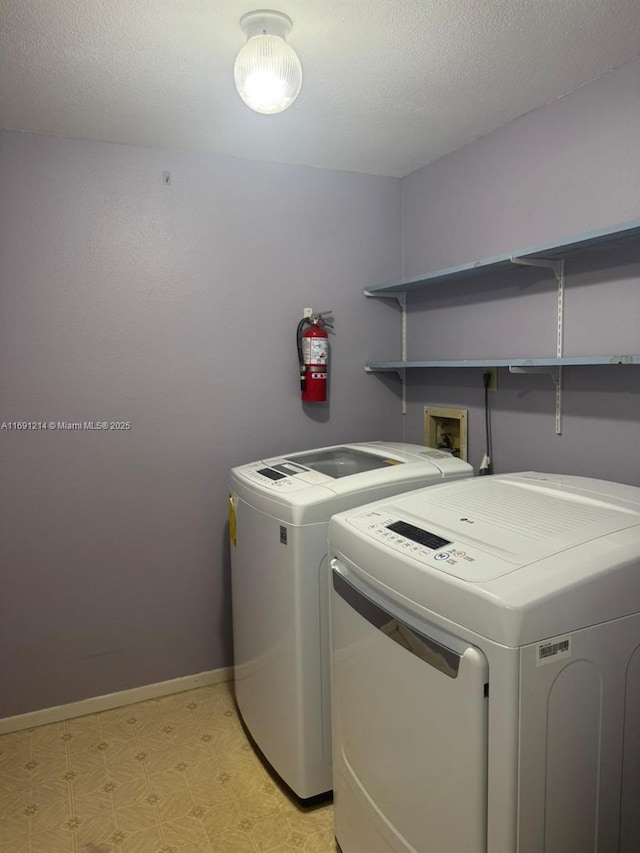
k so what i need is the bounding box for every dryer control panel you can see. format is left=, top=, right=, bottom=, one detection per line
left=346, top=509, right=495, bottom=580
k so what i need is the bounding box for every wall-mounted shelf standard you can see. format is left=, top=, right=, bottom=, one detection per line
left=364, top=217, right=640, bottom=297
left=364, top=217, right=640, bottom=436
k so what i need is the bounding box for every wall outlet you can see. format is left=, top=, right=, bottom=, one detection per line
left=484, top=367, right=498, bottom=392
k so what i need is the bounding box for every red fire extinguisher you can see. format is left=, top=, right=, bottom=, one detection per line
left=297, top=311, right=333, bottom=403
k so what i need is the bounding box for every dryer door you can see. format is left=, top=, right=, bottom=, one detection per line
left=331, top=560, right=489, bottom=853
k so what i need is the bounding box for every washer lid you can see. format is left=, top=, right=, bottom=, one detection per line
left=232, top=442, right=470, bottom=498
left=282, top=442, right=459, bottom=479
left=230, top=442, right=473, bottom=524
left=284, top=446, right=399, bottom=479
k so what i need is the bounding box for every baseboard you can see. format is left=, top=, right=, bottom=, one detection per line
left=0, top=666, right=234, bottom=735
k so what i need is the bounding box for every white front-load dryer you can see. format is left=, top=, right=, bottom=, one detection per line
left=229, top=441, right=473, bottom=799
left=329, top=472, right=640, bottom=852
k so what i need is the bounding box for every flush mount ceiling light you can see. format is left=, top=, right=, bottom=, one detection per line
left=234, top=9, right=302, bottom=115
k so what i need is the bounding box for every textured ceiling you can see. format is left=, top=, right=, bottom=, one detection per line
left=1, top=0, right=639, bottom=177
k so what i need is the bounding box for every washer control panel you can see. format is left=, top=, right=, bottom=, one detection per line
left=240, top=461, right=330, bottom=490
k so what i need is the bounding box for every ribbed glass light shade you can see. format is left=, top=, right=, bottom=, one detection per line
left=234, top=34, right=302, bottom=115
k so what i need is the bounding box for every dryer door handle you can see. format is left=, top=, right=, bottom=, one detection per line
left=331, top=561, right=461, bottom=679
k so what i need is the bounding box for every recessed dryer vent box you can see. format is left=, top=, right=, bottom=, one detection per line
left=424, top=406, right=468, bottom=461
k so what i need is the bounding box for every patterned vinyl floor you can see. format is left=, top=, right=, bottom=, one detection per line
left=0, top=682, right=336, bottom=852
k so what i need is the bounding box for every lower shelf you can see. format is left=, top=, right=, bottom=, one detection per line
left=365, top=355, right=640, bottom=372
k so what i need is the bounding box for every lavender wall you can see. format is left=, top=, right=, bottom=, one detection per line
left=0, top=130, right=402, bottom=717
left=399, top=58, right=640, bottom=485
left=3, top=56, right=639, bottom=719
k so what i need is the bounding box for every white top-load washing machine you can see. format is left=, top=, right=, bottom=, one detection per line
left=329, top=472, right=640, bottom=853
left=229, top=441, right=472, bottom=799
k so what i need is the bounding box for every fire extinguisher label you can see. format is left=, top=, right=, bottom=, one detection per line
left=303, top=338, right=328, bottom=364
left=311, top=372, right=327, bottom=379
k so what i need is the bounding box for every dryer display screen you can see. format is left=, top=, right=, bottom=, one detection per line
left=387, top=521, right=451, bottom=550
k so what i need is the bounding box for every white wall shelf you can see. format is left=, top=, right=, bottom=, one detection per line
left=365, top=356, right=640, bottom=373
left=364, top=217, right=640, bottom=297
left=365, top=217, right=640, bottom=435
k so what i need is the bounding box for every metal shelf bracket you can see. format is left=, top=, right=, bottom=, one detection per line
left=364, top=289, right=404, bottom=305
left=399, top=294, right=407, bottom=415
left=509, top=365, right=563, bottom=435
left=510, top=256, right=565, bottom=435
left=364, top=365, right=405, bottom=378
left=510, top=255, right=563, bottom=282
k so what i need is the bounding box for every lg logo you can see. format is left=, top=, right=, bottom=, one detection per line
left=459, top=517, right=475, bottom=524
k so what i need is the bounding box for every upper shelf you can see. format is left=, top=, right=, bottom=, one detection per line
left=364, top=217, right=640, bottom=296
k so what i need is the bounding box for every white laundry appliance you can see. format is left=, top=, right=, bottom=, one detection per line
left=229, top=441, right=473, bottom=799
left=329, top=472, right=640, bottom=853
